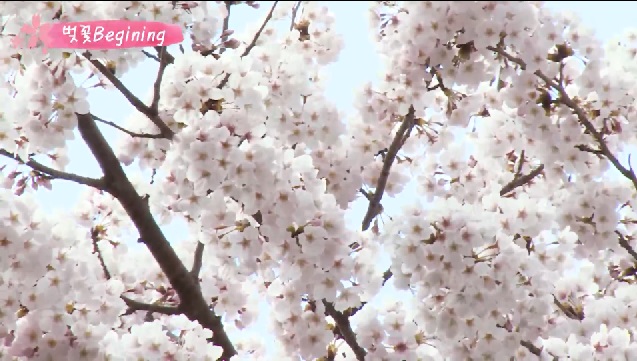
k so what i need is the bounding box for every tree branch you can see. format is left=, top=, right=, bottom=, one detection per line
left=151, top=47, right=170, bottom=115
left=75, top=113, right=236, bottom=359
left=488, top=45, right=637, bottom=190
left=323, top=300, right=366, bottom=361
left=83, top=52, right=175, bottom=139
left=217, top=1, right=279, bottom=90
left=220, top=1, right=233, bottom=55
left=120, top=295, right=181, bottom=316
left=0, top=149, right=105, bottom=189
left=154, top=46, right=175, bottom=64
left=141, top=49, right=160, bottom=62
left=499, top=164, right=545, bottom=196
left=91, top=226, right=112, bottom=280
left=191, top=241, right=205, bottom=279
left=92, top=114, right=165, bottom=139
left=361, top=106, right=416, bottom=231
left=616, top=230, right=637, bottom=262
left=290, top=1, right=302, bottom=31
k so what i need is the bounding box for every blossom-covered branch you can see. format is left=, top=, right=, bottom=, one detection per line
left=500, top=163, right=545, bottom=196
left=488, top=45, right=637, bottom=190
left=217, top=1, right=279, bottom=89
left=75, top=112, right=236, bottom=359
left=361, top=106, right=415, bottom=231
left=84, top=52, right=175, bottom=139
left=323, top=300, right=366, bottom=361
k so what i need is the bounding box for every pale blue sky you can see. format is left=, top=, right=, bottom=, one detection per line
left=4, top=1, right=637, bottom=357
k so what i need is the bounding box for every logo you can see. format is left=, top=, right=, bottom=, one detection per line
left=10, top=15, right=184, bottom=54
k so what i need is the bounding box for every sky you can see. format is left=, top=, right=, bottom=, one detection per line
left=3, top=0, right=637, bottom=358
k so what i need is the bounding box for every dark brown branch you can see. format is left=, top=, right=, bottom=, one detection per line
left=91, top=226, right=112, bottom=280
left=343, top=269, right=393, bottom=318
left=191, top=241, right=205, bottom=279
left=0, top=149, right=105, bottom=189
left=552, top=295, right=584, bottom=320
left=616, top=230, right=637, bottom=262
left=83, top=53, right=175, bottom=139
left=154, top=46, right=175, bottom=64
left=150, top=47, right=169, bottom=114
left=120, top=295, right=181, bottom=316
left=217, top=1, right=279, bottom=90
left=75, top=113, right=236, bottom=359
left=323, top=300, right=366, bottom=361
left=243, top=1, right=278, bottom=56
left=142, top=49, right=160, bottom=62
left=92, top=114, right=165, bottom=139
left=499, top=164, right=545, bottom=196
left=575, top=144, right=604, bottom=156
left=361, top=106, right=416, bottom=231
left=520, top=340, right=542, bottom=357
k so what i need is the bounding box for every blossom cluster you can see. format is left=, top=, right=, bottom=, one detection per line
left=1, top=1, right=637, bottom=360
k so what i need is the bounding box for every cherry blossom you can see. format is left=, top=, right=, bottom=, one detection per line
left=3, top=0, right=637, bottom=360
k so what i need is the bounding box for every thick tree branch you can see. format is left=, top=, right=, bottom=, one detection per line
left=83, top=52, right=175, bottom=139
left=500, top=164, right=545, bottom=196
left=75, top=113, right=236, bottom=359
left=0, top=149, right=105, bottom=189
left=361, top=106, right=416, bottom=231
left=191, top=241, right=205, bottom=279
left=92, top=114, right=165, bottom=139
left=323, top=300, right=366, bottom=361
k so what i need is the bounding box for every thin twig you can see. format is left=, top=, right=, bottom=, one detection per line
left=0, top=149, right=105, bottom=189
left=344, top=269, right=393, bottom=318
left=520, top=340, right=542, bottom=357
left=361, top=106, right=416, bottom=231
left=500, top=164, right=545, bottom=196
left=488, top=45, right=637, bottom=190
left=243, top=1, right=278, bottom=57
left=91, top=226, right=112, bottom=280
left=552, top=295, right=584, bottom=320
left=83, top=52, right=175, bottom=139
left=151, top=47, right=169, bottom=114
left=217, top=1, right=279, bottom=89
left=120, top=295, right=181, bottom=315
left=141, top=49, right=160, bottom=62
left=290, top=1, right=302, bottom=31
left=616, top=230, right=637, bottom=262
left=220, top=1, right=233, bottom=55
left=92, top=114, right=165, bottom=139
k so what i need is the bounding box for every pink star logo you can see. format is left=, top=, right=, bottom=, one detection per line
left=11, top=15, right=51, bottom=54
